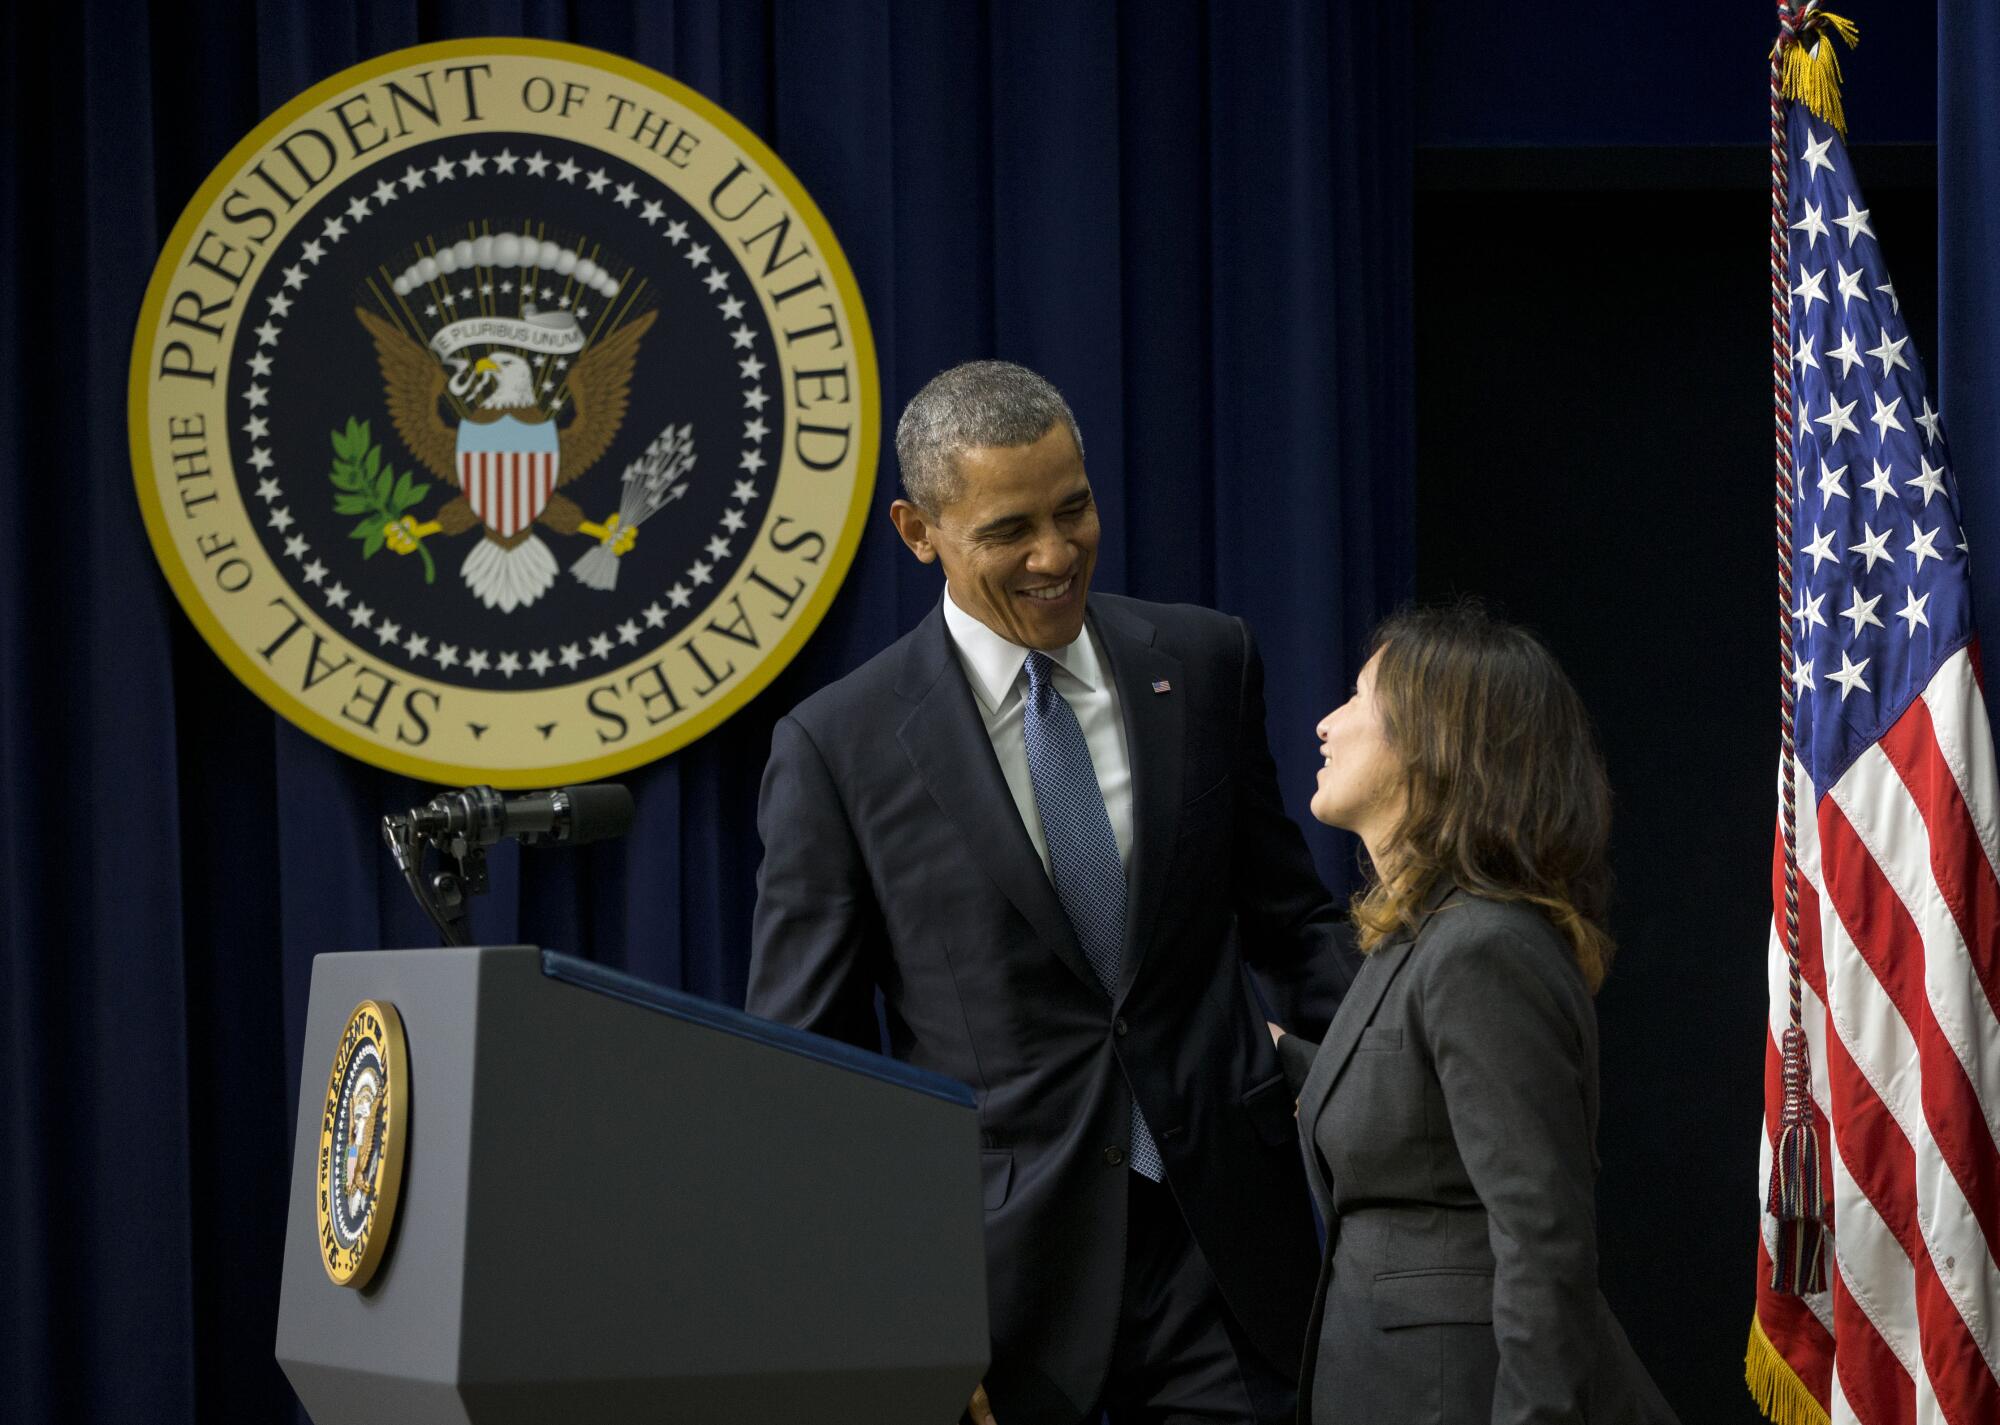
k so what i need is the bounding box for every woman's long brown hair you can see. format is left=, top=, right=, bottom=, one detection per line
left=1350, top=603, right=1616, bottom=992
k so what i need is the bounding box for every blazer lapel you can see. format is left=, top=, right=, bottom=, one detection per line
left=1295, top=877, right=1463, bottom=1180
left=1092, top=600, right=1184, bottom=994
left=895, top=607, right=1101, bottom=995
left=1296, top=938, right=1415, bottom=1168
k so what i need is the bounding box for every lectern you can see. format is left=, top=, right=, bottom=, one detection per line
left=276, top=946, right=988, bottom=1423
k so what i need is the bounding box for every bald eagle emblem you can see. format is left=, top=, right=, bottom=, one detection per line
left=354, top=279, right=659, bottom=613
left=344, top=1074, right=382, bottom=1197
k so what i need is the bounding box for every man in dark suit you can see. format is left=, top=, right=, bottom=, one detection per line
left=746, top=360, right=1353, bottom=1424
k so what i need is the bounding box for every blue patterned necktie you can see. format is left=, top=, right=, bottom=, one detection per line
left=1021, top=650, right=1164, bottom=1183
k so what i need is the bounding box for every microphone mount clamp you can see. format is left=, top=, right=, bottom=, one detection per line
left=382, top=785, right=507, bottom=948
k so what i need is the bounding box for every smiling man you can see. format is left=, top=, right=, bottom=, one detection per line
left=746, top=361, right=1354, bottom=1425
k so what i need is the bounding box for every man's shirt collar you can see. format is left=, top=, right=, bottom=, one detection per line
left=941, top=586, right=1103, bottom=715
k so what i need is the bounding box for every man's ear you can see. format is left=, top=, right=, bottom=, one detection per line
left=888, top=499, right=939, bottom=564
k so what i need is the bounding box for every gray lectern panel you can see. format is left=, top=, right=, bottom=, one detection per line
left=277, top=946, right=988, bottom=1425
left=276, top=949, right=481, bottom=1423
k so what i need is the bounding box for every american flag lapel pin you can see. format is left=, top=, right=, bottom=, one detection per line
left=1151, top=679, right=1172, bottom=694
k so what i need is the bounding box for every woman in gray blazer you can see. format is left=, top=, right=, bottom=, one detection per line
left=1273, top=605, right=1679, bottom=1425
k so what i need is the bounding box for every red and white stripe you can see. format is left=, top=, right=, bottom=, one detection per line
left=460, top=450, right=558, bottom=539
left=1757, top=643, right=2000, bottom=1425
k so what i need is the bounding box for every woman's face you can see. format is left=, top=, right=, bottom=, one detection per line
left=1311, top=649, right=1403, bottom=841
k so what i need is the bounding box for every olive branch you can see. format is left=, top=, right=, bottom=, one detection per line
left=329, top=417, right=434, bottom=583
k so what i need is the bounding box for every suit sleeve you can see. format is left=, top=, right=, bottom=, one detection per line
left=1418, top=926, right=1598, bottom=1425
left=1228, top=617, right=1357, bottom=1038
left=744, top=713, right=886, bottom=1050
left=1275, top=1030, right=1320, bottom=1097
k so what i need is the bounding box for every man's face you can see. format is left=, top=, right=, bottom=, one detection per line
left=892, top=422, right=1100, bottom=650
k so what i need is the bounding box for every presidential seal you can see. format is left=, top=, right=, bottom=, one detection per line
left=130, top=41, right=877, bottom=785
left=317, top=999, right=409, bottom=1289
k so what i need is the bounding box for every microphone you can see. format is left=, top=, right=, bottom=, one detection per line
left=396, top=783, right=635, bottom=849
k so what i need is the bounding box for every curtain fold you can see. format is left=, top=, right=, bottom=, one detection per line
left=0, top=3, right=1412, bottom=1418
left=1940, top=0, right=2000, bottom=734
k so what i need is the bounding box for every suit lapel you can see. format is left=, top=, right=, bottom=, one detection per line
left=895, top=607, right=1101, bottom=995
left=1296, top=936, right=1414, bottom=1178
left=1092, top=601, right=1184, bottom=994
left=1296, top=878, right=1463, bottom=1178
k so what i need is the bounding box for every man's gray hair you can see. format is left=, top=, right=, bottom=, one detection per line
left=894, top=360, right=1085, bottom=512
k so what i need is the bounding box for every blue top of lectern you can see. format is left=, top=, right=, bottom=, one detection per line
left=541, top=951, right=977, bottom=1108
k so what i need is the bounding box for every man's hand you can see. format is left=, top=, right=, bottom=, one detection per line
left=967, top=1381, right=998, bottom=1425
left=1267, top=1021, right=1301, bottom=1116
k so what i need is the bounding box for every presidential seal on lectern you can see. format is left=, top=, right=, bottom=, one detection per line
left=317, top=999, right=409, bottom=1289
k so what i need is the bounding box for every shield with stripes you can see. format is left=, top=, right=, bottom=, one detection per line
left=456, top=414, right=560, bottom=539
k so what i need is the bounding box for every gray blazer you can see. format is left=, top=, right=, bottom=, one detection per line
left=1278, top=882, right=1679, bottom=1425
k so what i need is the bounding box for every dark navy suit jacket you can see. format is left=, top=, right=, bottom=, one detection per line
left=746, top=593, right=1355, bottom=1422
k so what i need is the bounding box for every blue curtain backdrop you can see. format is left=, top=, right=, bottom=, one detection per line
left=0, top=2, right=1413, bottom=1419
left=1940, top=0, right=2000, bottom=734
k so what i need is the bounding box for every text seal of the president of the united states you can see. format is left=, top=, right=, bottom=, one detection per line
left=131, top=40, right=877, bottom=785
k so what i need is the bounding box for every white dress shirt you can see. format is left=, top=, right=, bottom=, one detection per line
left=941, top=588, right=1135, bottom=877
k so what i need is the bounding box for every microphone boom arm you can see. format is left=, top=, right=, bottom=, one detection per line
left=382, top=783, right=631, bottom=948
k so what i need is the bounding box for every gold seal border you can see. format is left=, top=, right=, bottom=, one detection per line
left=129, top=38, right=879, bottom=786
left=316, top=998, right=409, bottom=1289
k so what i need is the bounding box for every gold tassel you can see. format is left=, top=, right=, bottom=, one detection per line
left=1745, top=1315, right=1832, bottom=1425
left=1779, top=10, right=1861, bottom=137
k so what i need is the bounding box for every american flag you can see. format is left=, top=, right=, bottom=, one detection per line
left=1751, top=102, right=2000, bottom=1423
